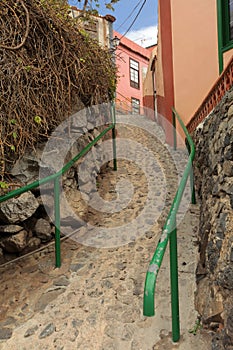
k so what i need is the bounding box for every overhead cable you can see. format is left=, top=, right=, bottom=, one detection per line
left=119, top=0, right=147, bottom=40
left=116, top=0, right=144, bottom=31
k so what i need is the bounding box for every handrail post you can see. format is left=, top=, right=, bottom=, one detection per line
left=185, top=139, right=196, bottom=204
left=111, top=102, right=117, bottom=171
left=169, top=217, right=180, bottom=342
left=143, top=108, right=196, bottom=343
left=54, top=176, right=61, bottom=268
left=190, top=166, right=196, bottom=205
left=172, top=109, right=177, bottom=151
left=0, top=121, right=117, bottom=268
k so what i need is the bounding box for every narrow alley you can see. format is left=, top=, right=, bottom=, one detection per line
left=0, top=115, right=212, bottom=349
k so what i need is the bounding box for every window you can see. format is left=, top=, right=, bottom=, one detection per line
left=131, top=98, right=140, bottom=114
left=217, top=0, right=233, bottom=72
left=130, top=59, right=140, bottom=89
left=218, top=0, right=233, bottom=47
left=229, top=0, right=233, bottom=40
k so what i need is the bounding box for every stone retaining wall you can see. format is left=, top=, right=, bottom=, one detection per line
left=192, top=89, right=233, bottom=349
left=0, top=106, right=111, bottom=264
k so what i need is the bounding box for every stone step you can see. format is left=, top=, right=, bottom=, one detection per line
left=0, top=116, right=212, bottom=349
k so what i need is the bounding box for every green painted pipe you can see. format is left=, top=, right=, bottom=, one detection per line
left=111, top=101, right=117, bottom=171
left=54, top=176, right=61, bottom=268
left=190, top=168, right=196, bottom=205
left=185, top=139, right=196, bottom=205
left=169, top=223, right=180, bottom=342
left=172, top=110, right=177, bottom=151
left=112, top=127, right=117, bottom=171
left=143, top=108, right=195, bottom=343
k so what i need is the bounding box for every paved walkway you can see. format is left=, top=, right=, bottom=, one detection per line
left=0, top=115, right=212, bottom=349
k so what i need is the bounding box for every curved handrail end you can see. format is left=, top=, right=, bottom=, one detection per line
left=143, top=108, right=196, bottom=336
left=143, top=271, right=156, bottom=317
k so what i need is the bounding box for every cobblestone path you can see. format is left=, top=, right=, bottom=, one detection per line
left=0, top=115, right=211, bottom=349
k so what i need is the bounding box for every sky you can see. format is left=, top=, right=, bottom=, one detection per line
left=68, top=0, right=158, bottom=48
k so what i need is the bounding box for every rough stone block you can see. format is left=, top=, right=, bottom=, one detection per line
left=0, top=230, right=28, bottom=253
left=0, top=225, right=24, bottom=234
left=34, top=218, right=52, bottom=241
left=195, top=278, right=224, bottom=323
left=223, top=161, right=233, bottom=177
left=218, top=266, right=233, bottom=289
left=0, top=192, right=39, bottom=224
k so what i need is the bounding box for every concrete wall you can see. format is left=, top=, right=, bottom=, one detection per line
left=143, top=46, right=157, bottom=120
left=156, top=0, right=174, bottom=144
left=223, top=48, right=233, bottom=68
left=170, top=0, right=219, bottom=125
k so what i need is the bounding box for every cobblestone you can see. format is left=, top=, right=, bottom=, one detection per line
left=0, top=115, right=211, bottom=349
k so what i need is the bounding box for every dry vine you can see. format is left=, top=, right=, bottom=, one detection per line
left=0, top=0, right=116, bottom=180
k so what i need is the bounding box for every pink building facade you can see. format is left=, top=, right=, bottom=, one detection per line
left=113, top=31, right=151, bottom=115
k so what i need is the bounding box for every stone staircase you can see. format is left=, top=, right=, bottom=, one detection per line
left=0, top=115, right=212, bottom=349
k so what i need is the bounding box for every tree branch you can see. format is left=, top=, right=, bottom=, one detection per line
left=0, top=0, right=30, bottom=51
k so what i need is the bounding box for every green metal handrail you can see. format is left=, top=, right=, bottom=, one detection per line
left=0, top=105, right=117, bottom=268
left=143, top=108, right=196, bottom=343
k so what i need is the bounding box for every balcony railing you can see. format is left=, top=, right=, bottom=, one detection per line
left=187, top=55, right=233, bottom=133
left=115, top=92, right=145, bottom=115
